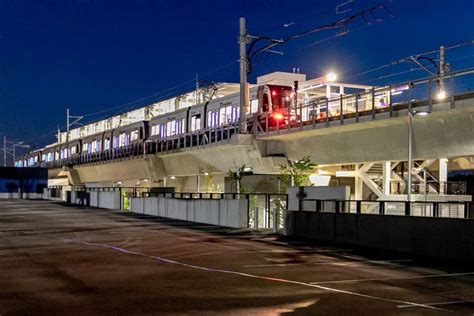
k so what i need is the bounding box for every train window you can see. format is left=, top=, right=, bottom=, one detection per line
left=160, top=125, right=166, bottom=138
left=104, top=138, right=111, bottom=150
left=191, top=115, right=200, bottom=132
left=233, top=107, right=239, bottom=122
left=91, top=140, right=97, bottom=153
left=119, top=133, right=125, bottom=147
left=131, top=130, right=139, bottom=141
left=207, top=112, right=213, bottom=127
left=261, top=94, right=269, bottom=113
left=224, top=106, right=231, bottom=124
left=70, top=146, right=76, bottom=155
left=219, top=107, right=226, bottom=125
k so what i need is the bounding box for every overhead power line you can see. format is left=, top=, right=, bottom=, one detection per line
left=246, top=4, right=394, bottom=74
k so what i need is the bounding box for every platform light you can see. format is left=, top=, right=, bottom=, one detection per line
left=203, top=172, right=209, bottom=176
left=169, top=176, right=176, bottom=180
left=326, top=72, right=337, bottom=82
left=436, top=90, right=446, bottom=100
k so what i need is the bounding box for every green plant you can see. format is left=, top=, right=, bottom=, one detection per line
left=279, top=156, right=317, bottom=187
left=121, top=190, right=130, bottom=211
left=228, top=164, right=247, bottom=194
left=200, top=165, right=222, bottom=193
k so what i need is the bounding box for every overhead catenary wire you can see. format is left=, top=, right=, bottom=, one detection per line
left=345, top=39, right=474, bottom=80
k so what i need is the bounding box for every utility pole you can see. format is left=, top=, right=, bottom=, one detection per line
left=439, top=46, right=446, bottom=92
left=66, top=108, right=70, bottom=143
left=195, top=73, right=200, bottom=105
left=239, top=17, right=249, bottom=133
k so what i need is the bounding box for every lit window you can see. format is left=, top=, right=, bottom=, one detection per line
left=119, top=133, right=125, bottom=147
left=131, top=130, right=139, bottom=141
left=104, top=138, right=110, bottom=150
left=91, top=140, right=97, bottom=153
left=191, top=115, right=201, bottom=132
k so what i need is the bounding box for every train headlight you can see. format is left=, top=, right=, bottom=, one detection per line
left=273, top=113, right=284, bottom=121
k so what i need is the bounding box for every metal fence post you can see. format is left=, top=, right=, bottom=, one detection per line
left=379, top=201, right=385, bottom=215
left=355, top=94, right=359, bottom=123
left=272, top=207, right=278, bottom=233
left=371, top=88, right=375, bottom=120
left=433, top=202, right=438, bottom=217
left=254, top=207, right=259, bottom=230
left=339, top=96, right=344, bottom=125
left=405, top=201, right=411, bottom=216
left=356, top=201, right=361, bottom=214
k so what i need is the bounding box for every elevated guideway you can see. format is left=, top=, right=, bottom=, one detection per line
left=46, top=68, right=474, bottom=200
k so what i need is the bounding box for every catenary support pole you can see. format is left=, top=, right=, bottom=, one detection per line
left=239, top=17, right=248, bottom=133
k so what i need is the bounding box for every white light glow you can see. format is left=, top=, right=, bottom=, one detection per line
left=169, top=176, right=176, bottom=180
left=326, top=72, right=337, bottom=82
left=309, top=175, right=331, bottom=186
left=436, top=90, right=446, bottom=100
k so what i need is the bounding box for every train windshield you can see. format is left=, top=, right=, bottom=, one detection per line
left=269, top=86, right=293, bottom=110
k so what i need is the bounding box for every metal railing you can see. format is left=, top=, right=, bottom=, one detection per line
left=40, top=124, right=239, bottom=168
left=299, top=198, right=473, bottom=219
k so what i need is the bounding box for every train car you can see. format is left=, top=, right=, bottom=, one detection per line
left=67, top=139, right=82, bottom=158
left=112, top=121, right=148, bottom=149
left=81, top=131, right=104, bottom=156
left=26, top=149, right=42, bottom=167
left=149, top=108, right=188, bottom=139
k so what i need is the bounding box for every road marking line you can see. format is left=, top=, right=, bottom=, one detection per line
left=244, top=259, right=412, bottom=268
left=64, top=238, right=445, bottom=311
left=310, top=272, right=474, bottom=285
left=397, top=300, right=474, bottom=308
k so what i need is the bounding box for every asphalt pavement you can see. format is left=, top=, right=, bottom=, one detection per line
left=1, top=199, right=474, bottom=315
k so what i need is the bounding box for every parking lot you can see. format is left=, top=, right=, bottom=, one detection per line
left=1, top=199, right=474, bottom=315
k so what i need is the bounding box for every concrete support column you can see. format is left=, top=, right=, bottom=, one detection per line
left=354, top=164, right=363, bottom=200
left=383, top=161, right=391, bottom=197
left=439, top=158, right=448, bottom=194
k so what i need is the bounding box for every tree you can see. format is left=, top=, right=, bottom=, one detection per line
left=228, top=164, right=247, bottom=194
left=279, top=156, right=316, bottom=187
left=200, top=165, right=222, bottom=193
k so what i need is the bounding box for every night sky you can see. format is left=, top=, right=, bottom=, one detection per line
left=1, top=0, right=473, bottom=157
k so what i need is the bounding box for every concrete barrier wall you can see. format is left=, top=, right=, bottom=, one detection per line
left=89, top=191, right=121, bottom=210
left=130, top=197, right=248, bottom=228
left=287, top=211, right=474, bottom=262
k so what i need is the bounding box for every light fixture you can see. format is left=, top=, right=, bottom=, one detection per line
left=412, top=110, right=429, bottom=116
left=326, top=72, right=337, bottom=82
left=436, top=90, right=446, bottom=100
left=203, top=172, right=209, bottom=176
left=169, top=176, right=176, bottom=180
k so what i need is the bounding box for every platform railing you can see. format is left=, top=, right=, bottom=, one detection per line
left=256, top=67, right=474, bottom=135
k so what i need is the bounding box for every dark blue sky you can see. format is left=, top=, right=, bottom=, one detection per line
left=1, top=0, right=473, bottom=154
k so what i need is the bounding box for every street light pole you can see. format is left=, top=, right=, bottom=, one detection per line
left=407, top=112, right=414, bottom=202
